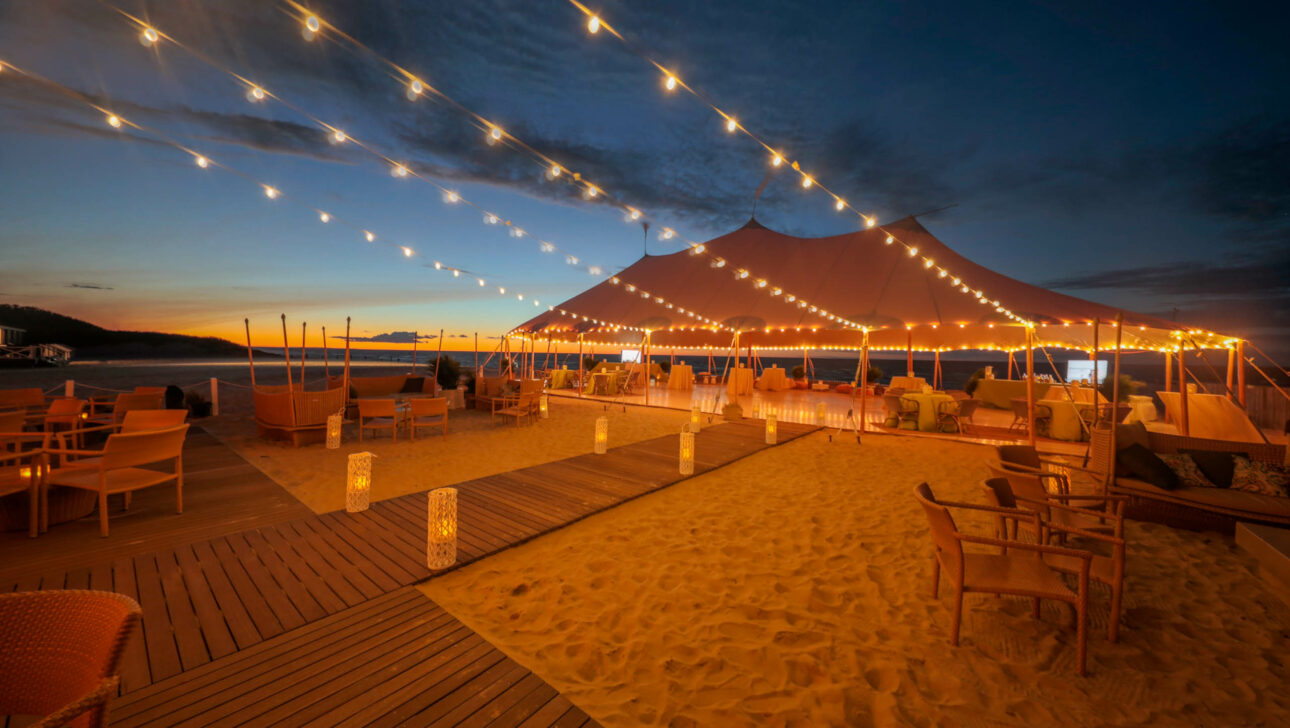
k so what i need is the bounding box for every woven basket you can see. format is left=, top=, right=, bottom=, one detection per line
left=1, top=486, right=97, bottom=532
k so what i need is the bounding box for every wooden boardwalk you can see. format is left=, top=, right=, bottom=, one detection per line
left=4, top=418, right=815, bottom=726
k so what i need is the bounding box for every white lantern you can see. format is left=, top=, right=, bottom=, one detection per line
left=765, top=413, right=777, bottom=444
left=690, top=405, right=702, bottom=433
left=816, top=401, right=827, bottom=426
left=326, top=412, right=342, bottom=449
left=679, top=429, right=695, bottom=475
left=539, top=394, right=549, bottom=419
left=426, top=487, right=457, bottom=569
left=346, top=452, right=373, bottom=513
left=594, top=416, right=608, bottom=454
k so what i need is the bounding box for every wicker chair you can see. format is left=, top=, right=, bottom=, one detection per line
left=358, top=399, right=400, bottom=442
left=45, top=424, right=190, bottom=537
left=985, top=460, right=1126, bottom=536
left=915, top=482, right=1093, bottom=675
left=897, top=397, right=921, bottom=430
left=881, top=394, right=903, bottom=427
left=42, top=398, right=87, bottom=433
left=0, top=590, right=141, bottom=727
left=407, top=397, right=448, bottom=439
left=493, top=392, right=539, bottom=426
left=936, top=398, right=980, bottom=434
left=1009, top=398, right=1052, bottom=433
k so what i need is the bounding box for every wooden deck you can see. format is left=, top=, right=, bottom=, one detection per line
left=3, top=418, right=816, bottom=726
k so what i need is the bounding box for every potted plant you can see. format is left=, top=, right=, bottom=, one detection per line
left=184, top=389, right=212, bottom=418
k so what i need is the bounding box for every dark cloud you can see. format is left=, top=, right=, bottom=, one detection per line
left=1044, top=247, right=1290, bottom=298
left=343, top=331, right=436, bottom=344
left=66, top=282, right=114, bottom=290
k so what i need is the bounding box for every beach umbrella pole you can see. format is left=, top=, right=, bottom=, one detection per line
left=300, top=322, right=307, bottom=390
left=281, top=315, right=298, bottom=425
left=344, top=317, right=351, bottom=408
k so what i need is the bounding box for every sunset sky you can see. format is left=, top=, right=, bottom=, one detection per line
left=1, top=0, right=1287, bottom=353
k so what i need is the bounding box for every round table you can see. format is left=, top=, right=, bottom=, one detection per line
left=900, top=393, right=954, bottom=432
left=549, top=369, right=576, bottom=389
left=667, top=364, right=694, bottom=390
left=1124, top=395, right=1157, bottom=424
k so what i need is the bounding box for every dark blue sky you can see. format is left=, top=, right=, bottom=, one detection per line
left=1, top=0, right=1287, bottom=352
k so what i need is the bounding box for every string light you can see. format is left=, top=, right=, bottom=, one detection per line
left=263, top=185, right=278, bottom=199
left=488, top=125, right=503, bottom=143
left=587, top=15, right=601, bottom=33
left=392, top=164, right=408, bottom=177
left=331, top=129, right=346, bottom=143
left=664, top=74, right=678, bottom=91
left=771, top=152, right=783, bottom=167
left=725, top=117, right=738, bottom=133
left=319, top=212, right=330, bottom=223
left=106, top=114, right=122, bottom=128
left=401, top=246, right=413, bottom=257
left=139, top=27, right=159, bottom=46
left=443, top=190, right=460, bottom=203
left=835, top=198, right=845, bottom=211
left=407, top=78, right=424, bottom=100
left=247, top=85, right=266, bottom=102
left=365, top=231, right=376, bottom=242
left=801, top=176, right=813, bottom=189
left=195, top=155, right=208, bottom=168
left=306, top=15, right=320, bottom=33
left=550, top=164, right=561, bottom=178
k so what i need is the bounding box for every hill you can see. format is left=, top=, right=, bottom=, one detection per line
left=0, top=304, right=252, bottom=360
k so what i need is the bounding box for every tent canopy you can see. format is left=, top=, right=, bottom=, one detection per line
left=512, top=217, right=1234, bottom=354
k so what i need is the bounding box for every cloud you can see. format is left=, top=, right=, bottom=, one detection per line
left=1044, top=247, right=1290, bottom=298
left=342, top=331, right=436, bottom=344
left=66, top=282, right=115, bottom=290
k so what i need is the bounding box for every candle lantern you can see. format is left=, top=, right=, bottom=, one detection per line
left=816, top=402, right=827, bottom=426
left=426, top=487, right=458, bottom=569
left=540, top=394, right=549, bottom=419
left=679, top=429, right=695, bottom=475
left=765, top=413, right=778, bottom=444
left=594, top=416, right=608, bottom=454
left=326, top=412, right=343, bottom=449
left=346, top=452, right=373, bottom=513
left=690, top=405, right=702, bottom=433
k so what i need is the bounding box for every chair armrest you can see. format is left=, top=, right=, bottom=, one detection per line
left=957, top=534, right=1093, bottom=561
left=936, top=499, right=1038, bottom=518
left=33, top=676, right=118, bottom=728
left=1048, top=493, right=1129, bottom=503
left=1043, top=521, right=1125, bottom=546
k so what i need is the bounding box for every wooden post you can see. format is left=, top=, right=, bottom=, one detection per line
left=434, top=329, right=444, bottom=392
left=412, top=330, right=418, bottom=371
left=1109, top=313, right=1124, bottom=493
left=281, top=315, right=297, bottom=424
left=858, top=331, right=870, bottom=441
left=300, top=322, right=307, bottom=389
left=210, top=377, right=219, bottom=416
left=1007, top=351, right=1015, bottom=380
left=933, top=350, right=941, bottom=390
left=645, top=331, right=651, bottom=407
left=906, top=328, right=913, bottom=376
left=1091, top=317, right=1100, bottom=428
left=473, top=332, right=479, bottom=376
left=1164, top=350, right=1172, bottom=392
left=1026, top=328, right=1036, bottom=447
left=1237, top=340, right=1247, bottom=407
left=244, top=318, right=257, bottom=389
left=322, top=325, right=329, bottom=380
left=1226, top=347, right=1236, bottom=402
left=64, top=380, right=74, bottom=397
left=343, top=317, right=351, bottom=407
left=1178, top=348, right=1190, bottom=436
left=577, top=333, right=584, bottom=398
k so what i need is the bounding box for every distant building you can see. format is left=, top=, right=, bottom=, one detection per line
left=0, top=324, right=23, bottom=346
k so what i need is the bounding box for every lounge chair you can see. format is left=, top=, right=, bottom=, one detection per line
left=45, top=424, right=190, bottom=537
left=915, top=482, right=1093, bottom=675
left=0, top=589, right=141, bottom=727
left=407, top=397, right=448, bottom=439
left=358, top=399, right=400, bottom=442
left=937, top=398, right=980, bottom=434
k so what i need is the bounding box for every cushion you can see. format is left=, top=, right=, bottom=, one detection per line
left=1158, top=454, right=1214, bottom=488
left=1180, top=449, right=1246, bottom=489
left=400, top=376, right=425, bottom=394
left=1116, top=421, right=1150, bottom=451
left=1231, top=457, right=1290, bottom=498
left=836, top=384, right=852, bottom=394
left=1117, top=443, right=1180, bottom=490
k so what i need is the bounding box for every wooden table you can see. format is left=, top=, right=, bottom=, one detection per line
left=889, top=375, right=926, bottom=391
left=667, top=364, right=694, bottom=390
left=901, top=392, right=954, bottom=432
left=726, top=367, right=754, bottom=396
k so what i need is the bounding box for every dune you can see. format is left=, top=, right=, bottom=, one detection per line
left=421, top=433, right=1290, bottom=727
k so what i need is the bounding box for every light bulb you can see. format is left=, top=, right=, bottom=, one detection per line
left=407, top=79, right=423, bottom=100
left=908, top=247, right=918, bottom=257
left=478, top=278, right=485, bottom=286
left=332, top=129, right=346, bottom=143
left=319, top=212, right=330, bottom=223
left=924, top=258, right=934, bottom=268
left=835, top=198, right=845, bottom=211
left=365, top=231, right=375, bottom=242
left=663, top=228, right=675, bottom=239
left=550, top=164, right=561, bottom=178
left=664, top=74, right=677, bottom=91
left=248, top=86, right=265, bottom=102
left=195, top=156, right=208, bottom=168
left=263, top=186, right=278, bottom=199
left=587, top=15, right=601, bottom=33
left=401, top=246, right=413, bottom=257
left=392, top=164, right=408, bottom=177
left=306, top=15, right=320, bottom=33
left=726, top=117, right=737, bottom=133
left=106, top=114, right=122, bottom=128
left=489, top=126, right=502, bottom=142
left=885, top=235, right=894, bottom=244
left=771, top=153, right=783, bottom=167
left=586, top=186, right=599, bottom=198
left=499, top=287, right=506, bottom=294
left=865, top=217, right=876, bottom=228
left=452, top=270, right=459, bottom=277
left=518, top=294, right=523, bottom=301
left=140, top=27, right=159, bottom=46
left=445, top=191, right=460, bottom=203
left=801, top=176, right=813, bottom=189
left=485, top=214, right=499, bottom=224
left=434, top=261, right=442, bottom=269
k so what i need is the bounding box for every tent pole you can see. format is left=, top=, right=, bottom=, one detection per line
left=343, top=317, right=351, bottom=408
left=1091, top=317, right=1100, bottom=428
left=243, top=318, right=257, bottom=389
left=1164, top=350, right=1172, bottom=393
left=434, top=329, right=444, bottom=393
left=858, top=331, right=870, bottom=442
left=1237, top=340, right=1247, bottom=407
left=577, top=334, right=584, bottom=398
left=300, top=322, right=307, bottom=389
left=411, top=330, right=417, bottom=372
left=1178, top=348, right=1190, bottom=436
left=322, top=326, right=329, bottom=380
left=1025, top=332, right=1036, bottom=447
left=1108, top=313, right=1123, bottom=494
left=473, top=333, right=479, bottom=377
left=1007, top=351, right=1015, bottom=380
left=1226, top=347, right=1236, bottom=403
left=281, top=315, right=297, bottom=425
left=933, top=350, right=941, bottom=390
left=645, top=331, right=651, bottom=407
left=906, top=328, right=913, bottom=377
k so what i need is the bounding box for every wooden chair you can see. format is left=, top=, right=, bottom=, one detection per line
left=87, top=392, right=163, bottom=428
left=897, top=397, right=921, bottom=429
left=0, top=449, right=43, bottom=538
left=42, top=398, right=87, bottom=433
left=937, top=398, right=980, bottom=434
left=0, top=411, right=26, bottom=453
left=985, top=461, right=1125, bottom=535
left=915, top=482, right=1093, bottom=675
left=133, top=386, right=166, bottom=395
left=0, top=589, right=141, bottom=727
left=493, top=392, right=539, bottom=426
left=407, top=398, right=448, bottom=440
left=120, top=409, right=188, bottom=433
left=358, top=399, right=400, bottom=442
left=45, top=424, right=190, bottom=537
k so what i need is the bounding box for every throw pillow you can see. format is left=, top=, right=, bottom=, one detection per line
left=1231, top=457, right=1290, bottom=498
left=400, top=376, right=424, bottom=394
left=1180, top=449, right=1246, bottom=489
left=1117, top=443, right=1181, bottom=490
left=1158, top=454, right=1215, bottom=488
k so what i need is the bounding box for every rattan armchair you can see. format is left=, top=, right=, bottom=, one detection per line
left=1009, top=398, right=1051, bottom=433
left=915, top=482, right=1093, bottom=675
left=985, top=460, right=1126, bottom=534
left=407, top=397, right=448, bottom=439
left=936, top=398, right=980, bottom=434
left=0, top=590, right=141, bottom=727
left=357, top=399, right=400, bottom=442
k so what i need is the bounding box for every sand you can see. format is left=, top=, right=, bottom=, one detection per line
left=422, top=433, right=1290, bottom=727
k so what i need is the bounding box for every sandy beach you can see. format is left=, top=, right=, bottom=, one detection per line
left=421, top=433, right=1290, bottom=727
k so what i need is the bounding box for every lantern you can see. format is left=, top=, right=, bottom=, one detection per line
left=765, top=413, right=778, bottom=444
left=326, top=412, right=342, bottom=449
left=594, top=416, right=608, bottom=454
left=679, top=429, right=695, bottom=475
left=751, top=401, right=760, bottom=418
left=816, top=401, right=827, bottom=426
left=346, top=452, right=373, bottom=513
left=540, top=394, right=549, bottom=419
left=426, top=487, right=457, bottom=569
left=690, top=405, right=702, bottom=433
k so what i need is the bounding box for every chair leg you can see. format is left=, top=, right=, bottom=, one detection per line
left=359, top=420, right=364, bottom=443
left=176, top=457, right=184, bottom=514
left=27, top=480, right=37, bottom=539
left=123, top=492, right=132, bottom=511
left=930, top=558, right=940, bottom=598
left=98, top=491, right=109, bottom=537
left=1108, top=584, right=1123, bottom=642
left=950, top=588, right=963, bottom=646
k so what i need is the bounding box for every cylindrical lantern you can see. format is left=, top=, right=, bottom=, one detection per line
left=326, top=412, right=343, bottom=449
left=679, top=429, right=695, bottom=475
left=690, top=405, right=702, bottom=433
left=346, top=451, right=373, bottom=512
left=765, top=413, right=778, bottom=444
left=594, top=416, right=608, bottom=454
left=816, top=401, right=826, bottom=426
left=426, top=487, right=457, bottom=569
left=540, top=394, right=549, bottom=419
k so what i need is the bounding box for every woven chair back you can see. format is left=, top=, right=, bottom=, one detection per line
left=409, top=397, right=448, bottom=417
left=914, top=483, right=963, bottom=578
left=121, top=409, right=188, bottom=433
left=102, top=424, right=189, bottom=471
left=358, top=399, right=398, bottom=418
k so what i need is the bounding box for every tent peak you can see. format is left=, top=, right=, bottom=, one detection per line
left=739, top=216, right=769, bottom=231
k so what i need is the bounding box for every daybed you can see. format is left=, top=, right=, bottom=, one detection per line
left=253, top=384, right=347, bottom=447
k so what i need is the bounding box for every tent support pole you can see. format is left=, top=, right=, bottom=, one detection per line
left=1025, top=332, right=1036, bottom=447
left=343, top=317, right=351, bottom=409
left=1091, top=317, right=1100, bottom=429
left=906, top=329, right=913, bottom=376
left=300, top=322, right=307, bottom=389
left=577, top=334, right=584, bottom=398
left=1178, top=348, right=1190, bottom=436
left=1237, top=341, right=1247, bottom=407
left=858, top=331, right=870, bottom=443
left=433, top=329, right=444, bottom=392
left=1007, top=351, right=1015, bottom=380
left=1164, top=350, right=1172, bottom=393
left=322, top=326, right=329, bottom=380
left=933, top=350, right=941, bottom=390
left=1226, top=347, right=1236, bottom=403
left=473, top=333, right=478, bottom=377
left=411, top=330, right=417, bottom=372
left=243, top=318, right=256, bottom=389
left=645, top=331, right=651, bottom=407
left=1108, top=313, right=1123, bottom=494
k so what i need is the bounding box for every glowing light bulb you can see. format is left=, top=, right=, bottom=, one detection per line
left=550, top=164, right=561, bottom=178
left=306, top=15, right=321, bottom=33
left=433, top=261, right=442, bottom=270
left=801, top=176, right=813, bottom=189
left=194, top=156, right=208, bottom=169
left=924, top=258, right=934, bottom=268
left=662, top=228, right=675, bottom=240
left=332, top=129, right=346, bottom=143
left=664, top=74, right=677, bottom=91
left=407, top=79, right=424, bottom=100
left=452, top=270, right=459, bottom=277
left=771, top=153, right=783, bottom=167
left=907, top=247, right=918, bottom=257
left=499, top=287, right=506, bottom=294
left=885, top=235, right=894, bottom=245
left=865, top=217, right=876, bottom=228
left=726, top=117, right=738, bottom=133
left=401, top=246, right=413, bottom=257
left=319, top=212, right=330, bottom=223
left=489, top=126, right=503, bottom=142
left=587, top=15, right=601, bottom=33
left=106, top=114, right=122, bottom=128
left=517, top=294, right=523, bottom=301
left=392, top=164, right=408, bottom=177
left=444, top=191, right=460, bottom=203
left=938, top=269, right=947, bottom=278
left=365, top=231, right=375, bottom=242
left=478, top=278, right=485, bottom=286
left=586, top=186, right=599, bottom=199
left=629, top=208, right=641, bottom=220
left=247, top=86, right=265, bottom=102
left=140, top=27, right=159, bottom=46
left=263, top=186, right=278, bottom=199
